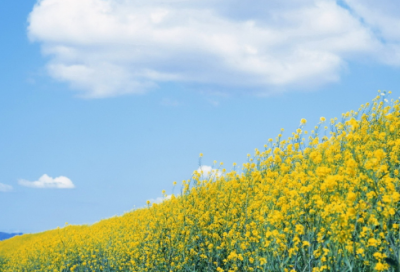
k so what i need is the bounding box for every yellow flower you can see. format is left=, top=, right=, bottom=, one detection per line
left=302, top=241, right=310, bottom=247
left=375, top=262, right=386, bottom=271
left=295, top=224, right=305, bottom=235
left=259, top=257, right=267, bottom=265
left=368, top=238, right=379, bottom=247
left=356, top=248, right=364, bottom=255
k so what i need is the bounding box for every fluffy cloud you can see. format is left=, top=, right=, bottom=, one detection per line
left=196, top=165, right=221, bottom=180
left=18, top=174, right=75, bottom=189
left=343, top=0, right=400, bottom=65
left=28, top=0, right=400, bottom=98
left=149, top=194, right=172, bottom=204
left=0, top=183, right=13, bottom=192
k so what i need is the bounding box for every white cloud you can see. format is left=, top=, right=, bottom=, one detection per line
left=28, top=0, right=400, bottom=98
left=343, top=0, right=400, bottom=41
left=0, top=183, right=13, bottom=192
left=196, top=165, right=221, bottom=180
left=149, top=194, right=172, bottom=204
left=342, top=0, right=400, bottom=65
left=18, top=174, right=75, bottom=189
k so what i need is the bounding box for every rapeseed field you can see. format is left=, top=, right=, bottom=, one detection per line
left=1, top=91, right=400, bottom=271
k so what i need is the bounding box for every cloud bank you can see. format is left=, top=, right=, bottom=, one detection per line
left=28, top=0, right=400, bottom=98
left=0, top=183, right=13, bottom=192
left=18, top=174, right=75, bottom=189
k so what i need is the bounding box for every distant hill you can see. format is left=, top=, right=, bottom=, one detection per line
left=0, top=232, right=22, bottom=241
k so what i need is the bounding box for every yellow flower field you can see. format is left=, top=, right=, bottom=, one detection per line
left=1, top=91, right=400, bottom=271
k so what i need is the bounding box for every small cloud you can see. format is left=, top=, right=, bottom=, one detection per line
left=0, top=183, right=13, bottom=192
left=196, top=165, right=221, bottom=180
left=149, top=194, right=172, bottom=204
left=18, top=174, right=75, bottom=189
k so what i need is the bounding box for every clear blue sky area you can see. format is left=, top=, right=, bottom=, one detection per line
left=1, top=0, right=400, bottom=233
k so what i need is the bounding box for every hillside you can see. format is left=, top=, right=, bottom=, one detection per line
left=1, top=92, right=399, bottom=271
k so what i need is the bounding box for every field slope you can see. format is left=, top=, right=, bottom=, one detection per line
left=1, top=92, right=400, bottom=271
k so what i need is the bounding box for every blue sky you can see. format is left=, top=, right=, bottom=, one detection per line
left=1, top=0, right=400, bottom=234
